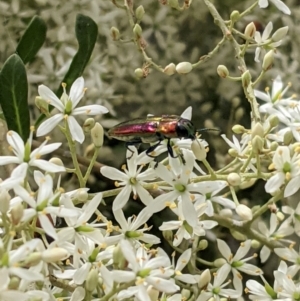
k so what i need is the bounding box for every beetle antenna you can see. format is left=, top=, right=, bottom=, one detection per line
left=196, top=128, right=220, bottom=133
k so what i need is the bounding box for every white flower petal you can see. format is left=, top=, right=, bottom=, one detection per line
left=69, top=77, right=85, bottom=108
left=32, top=159, right=65, bottom=173
left=38, top=84, right=64, bottom=111
left=36, top=114, right=64, bottom=137
left=73, top=105, right=109, bottom=115
left=67, top=115, right=84, bottom=143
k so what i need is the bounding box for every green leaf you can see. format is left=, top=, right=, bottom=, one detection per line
left=56, top=13, right=98, bottom=96
left=16, top=16, right=47, bottom=64
left=0, top=54, right=30, bottom=141
left=35, top=14, right=98, bottom=127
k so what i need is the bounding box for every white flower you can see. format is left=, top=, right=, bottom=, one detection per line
left=173, top=249, right=198, bottom=284
left=196, top=264, right=241, bottom=301
left=16, top=171, right=79, bottom=240
left=217, top=239, right=262, bottom=292
left=258, top=213, right=294, bottom=263
left=105, top=207, right=160, bottom=246
left=258, top=0, right=291, bottom=15
left=254, top=75, right=294, bottom=115
left=159, top=201, right=217, bottom=246
left=37, top=76, right=109, bottom=143
left=0, top=267, right=30, bottom=301
left=1, top=239, right=44, bottom=282
left=0, top=130, right=65, bottom=173
left=148, top=150, right=200, bottom=226
left=56, top=193, right=105, bottom=267
left=282, top=203, right=300, bottom=236
left=193, top=181, right=235, bottom=217
left=274, top=270, right=300, bottom=300
left=112, top=240, right=179, bottom=301
left=274, top=246, right=300, bottom=277
left=265, top=146, right=300, bottom=197
left=254, top=22, right=286, bottom=62
left=101, top=147, right=156, bottom=211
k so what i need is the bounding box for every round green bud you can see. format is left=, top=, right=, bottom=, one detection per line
left=242, top=70, right=252, bottom=88
left=227, top=172, right=241, bottom=186
left=133, top=24, right=142, bottom=39
left=217, top=65, right=229, bottom=78
left=262, top=50, right=274, bottom=71
left=230, top=10, right=240, bottom=22
left=91, top=122, right=104, bottom=148
left=244, top=22, right=256, bottom=39
left=271, top=26, right=288, bottom=42
left=176, top=62, right=193, bottom=74
left=135, top=5, right=145, bottom=21
left=110, top=27, right=120, bottom=41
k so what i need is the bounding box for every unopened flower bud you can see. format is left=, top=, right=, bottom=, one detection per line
left=242, top=70, right=252, bottom=88
left=91, top=122, right=104, bottom=148
left=268, top=115, right=279, bottom=128
left=198, top=239, right=208, bottom=250
left=11, top=203, right=24, bottom=225
left=77, top=189, right=89, bottom=202
left=262, top=50, right=274, bottom=71
left=49, top=157, right=64, bottom=168
left=85, top=269, right=99, bottom=292
left=163, top=63, right=176, bottom=75
left=235, top=107, right=245, bottom=120
left=231, top=97, right=240, bottom=108
left=283, top=130, right=293, bottom=145
left=162, top=230, right=173, bottom=241
left=0, top=187, right=10, bottom=214
left=271, top=26, right=288, bottom=42
left=214, top=258, right=227, bottom=268
left=198, top=269, right=211, bottom=289
left=236, top=204, right=252, bottom=221
left=176, top=62, right=193, bottom=74
left=232, top=124, right=245, bottom=134
left=220, top=208, right=233, bottom=218
left=42, top=248, right=69, bottom=263
left=251, top=239, right=261, bottom=249
left=147, top=286, right=159, bottom=301
left=24, top=252, right=42, bottom=267
left=227, top=173, right=241, bottom=186
left=168, top=0, right=179, bottom=8
left=8, top=277, right=20, bottom=290
left=135, top=68, right=144, bottom=78
left=231, top=229, right=247, bottom=240
left=252, top=122, right=264, bottom=139
left=191, top=140, right=207, bottom=161
left=228, top=148, right=239, bottom=157
left=276, top=211, right=285, bottom=221
left=136, top=5, right=145, bottom=21
left=217, top=65, right=229, bottom=78
left=113, top=244, right=126, bottom=269
left=133, top=24, right=142, bottom=39
left=35, top=96, right=49, bottom=114
left=182, top=289, right=191, bottom=300
left=230, top=10, right=240, bottom=23
left=244, top=22, right=256, bottom=39
left=83, top=118, right=95, bottom=133
left=252, top=136, right=264, bottom=153
left=110, top=27, right=120, bottom=41
left=270, top=141, right=278, bottom=151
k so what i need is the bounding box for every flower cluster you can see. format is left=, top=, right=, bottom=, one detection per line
left=0, top=0, right=299, bottom=300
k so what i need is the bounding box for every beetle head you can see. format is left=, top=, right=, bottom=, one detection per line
left=176, top=118, right=196, bottom=139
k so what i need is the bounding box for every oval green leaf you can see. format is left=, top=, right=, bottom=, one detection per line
left=0, top=54, right=30, bottom=141
left=16, top=16, right=47, bottom=64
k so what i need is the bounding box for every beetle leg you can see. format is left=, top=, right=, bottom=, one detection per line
left=146, top=140, right=162, bottom=157
left=125, top=141, right=141, bottom=160
left=166, top=139, right=186, bottom=165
